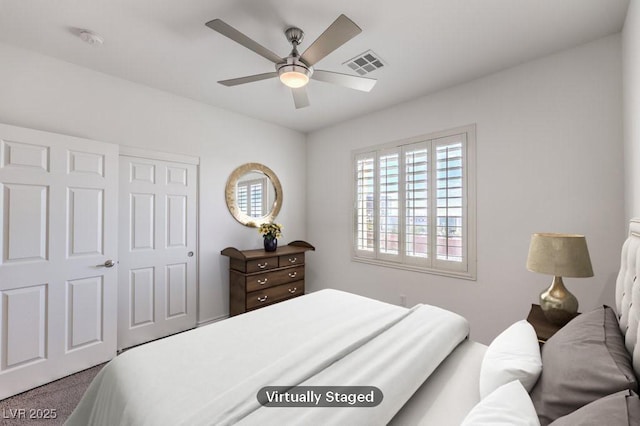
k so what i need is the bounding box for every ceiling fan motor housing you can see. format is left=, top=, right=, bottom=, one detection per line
left=277, top=57, right=313, bottom=75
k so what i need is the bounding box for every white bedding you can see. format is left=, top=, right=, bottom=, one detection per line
left=389, top=339, right=487, bottom=425
left=67, top=289, right=469, bottom=426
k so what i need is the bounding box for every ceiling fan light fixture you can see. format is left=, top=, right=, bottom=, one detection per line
left=207, top=14, right=374, bottom=107
left=278, top=64, right=311, bottom=88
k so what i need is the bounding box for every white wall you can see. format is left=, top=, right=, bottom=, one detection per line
left=0, top=42, right=307, bottom=324
left=306, top=35, right=624, bottom=344
left=624, top=0, right=640, bottom=219
left=0, top=30, right=626, bottom=345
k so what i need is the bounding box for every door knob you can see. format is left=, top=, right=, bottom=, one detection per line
left=97, top=259, right=116, bottom=268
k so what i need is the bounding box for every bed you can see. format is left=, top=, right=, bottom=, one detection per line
left=67, top=219, right=640, bottom=425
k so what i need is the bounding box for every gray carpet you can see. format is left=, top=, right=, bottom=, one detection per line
left=0, top=364, right=104, bottom=426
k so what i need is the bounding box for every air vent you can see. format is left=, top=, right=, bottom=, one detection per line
left=343, top=50, right=385, bottom=75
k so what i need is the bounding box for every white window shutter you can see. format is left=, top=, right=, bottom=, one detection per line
left=352, top=124, right=476, bottom=279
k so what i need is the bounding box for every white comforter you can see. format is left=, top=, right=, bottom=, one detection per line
left=67, top=289, right=469, bottom=426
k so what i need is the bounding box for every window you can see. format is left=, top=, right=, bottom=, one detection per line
left=353, top=125, right=476, bottom=279
left=237, top=178, right=267, bottom=217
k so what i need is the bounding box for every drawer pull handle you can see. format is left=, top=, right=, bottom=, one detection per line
left=288, top=271, right=297, bottom=278
left=257, top=262, right=268, bottom=269
left=288, top=257, right=297, bottom=263
left=288, top=287, right=297, bottom=294
left=258, top=295, right=268, bottom=302
left=257, top=278, right=268, bottom=285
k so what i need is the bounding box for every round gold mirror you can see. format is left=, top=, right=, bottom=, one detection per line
left=225, top=163, right=282, bottom=227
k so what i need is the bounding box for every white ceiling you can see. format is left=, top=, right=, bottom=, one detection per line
left=0, top=0, right=630, bottom=133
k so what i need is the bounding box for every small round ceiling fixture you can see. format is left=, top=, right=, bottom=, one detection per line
left=278, top=64, right=312, bottom=88
left=79, top=30, right=104, bottom=46
left=276, top=57, right=313, bottom=89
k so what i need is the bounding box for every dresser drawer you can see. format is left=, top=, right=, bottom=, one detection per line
left=246, top=282, right=305, bottom=311
left=245, top=266, right=305, bottom=292
left=246, top=257, right=279, bottom=273
left=279, top=253, right=305, bottom=267
left=229, top=256, right=279, bottom=273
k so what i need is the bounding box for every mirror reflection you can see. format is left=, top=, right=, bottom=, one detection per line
left=235, top=171, right=276, bottom=219
left=225, top=163, right=282, bottom=227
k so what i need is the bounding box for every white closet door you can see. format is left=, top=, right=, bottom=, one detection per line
left=0, top=123, right=118, bottom=400
left=118, top=154, right=197, bottom=350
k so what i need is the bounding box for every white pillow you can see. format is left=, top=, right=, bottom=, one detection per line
left=462, top=380, right=540, bottom=426
left=479, top=319, right=542, bottom=399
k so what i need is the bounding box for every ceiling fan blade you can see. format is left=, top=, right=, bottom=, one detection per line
left=292, top=87, right=310, bottom=109
left=300, top=14, right=362, bottom=67
left=206, top=19, right=283, bottom=64
left=218, top=72, right=278, bottom=87
left=312, top=70, right=376, bottom=92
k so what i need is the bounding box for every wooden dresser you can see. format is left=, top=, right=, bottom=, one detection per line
left=221, top=240, right=315, bottom=316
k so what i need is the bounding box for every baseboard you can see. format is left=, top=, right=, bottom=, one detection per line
left=197, top=314, right=228, bottom=327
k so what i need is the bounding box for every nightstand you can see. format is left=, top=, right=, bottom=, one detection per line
left=526, top=304, right=579, bottom=345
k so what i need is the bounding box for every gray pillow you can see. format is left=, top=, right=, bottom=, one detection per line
left=548, top=391, right=640, bottom=425
left=530, top=305, right=638, bottom=425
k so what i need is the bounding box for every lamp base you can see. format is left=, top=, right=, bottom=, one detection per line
left=540, top=276, right=578, bottom=326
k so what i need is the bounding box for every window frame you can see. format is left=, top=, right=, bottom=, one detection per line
left=351, top=124, right=477, bottom=280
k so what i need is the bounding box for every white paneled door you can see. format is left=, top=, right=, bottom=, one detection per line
left=118, top=154, right=197, bottom=350
left=0, top=123, right=118, bottom=400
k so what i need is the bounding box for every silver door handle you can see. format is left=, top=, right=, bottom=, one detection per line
left=97, top=259, right=116, bottom=268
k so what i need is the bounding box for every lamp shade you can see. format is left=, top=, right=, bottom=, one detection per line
left=526, top=233, right=594, bottom=278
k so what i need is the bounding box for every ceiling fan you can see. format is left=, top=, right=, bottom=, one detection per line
left=205, top=14, right=377, bottom=109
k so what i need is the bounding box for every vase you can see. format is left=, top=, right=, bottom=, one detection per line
left=263, top=237, right=277, bottom=252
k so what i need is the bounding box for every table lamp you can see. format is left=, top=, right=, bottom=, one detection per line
left=526, top=233, right=593, bottom=325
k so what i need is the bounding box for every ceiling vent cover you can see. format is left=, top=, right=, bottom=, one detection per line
left=343, top=50, right=385, bottom=75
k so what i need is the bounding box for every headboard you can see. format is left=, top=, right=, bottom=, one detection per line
left=616, top=218, right=640, bottom=377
